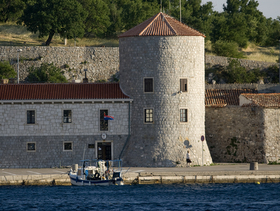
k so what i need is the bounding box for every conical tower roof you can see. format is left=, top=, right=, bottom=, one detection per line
left=119, top=12, right=205, bottom=38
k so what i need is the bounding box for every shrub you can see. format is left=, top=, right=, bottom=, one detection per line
left=27, top=63, right=68, bottom=83
left=0, top=61, right=16, bottom=79
left=212, top=40, right=245, bottom=58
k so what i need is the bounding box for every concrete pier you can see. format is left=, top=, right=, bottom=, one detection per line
left=1, top=164, right=280, bottom=186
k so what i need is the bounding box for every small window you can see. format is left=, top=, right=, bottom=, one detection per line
left=180, top=109, right=188, bottom=122
left=63, top=110, right=72, bottom=123
left=144, top=109, right=153, bottom=123
left=27, top=110, right=35, bottom=124
left=180, top=79, right=187, bottom=92
left=100, top=110, right=108, bottom=131
left=27, top=142, right=36, bottom=152
left=144, top=78, right=153, bottom=93
left=64, top=142, right=73, bottom=151
left=88, top=144, right=95, bottom=149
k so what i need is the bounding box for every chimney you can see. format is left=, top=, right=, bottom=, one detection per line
left=1, top=79, right=9, bottom=84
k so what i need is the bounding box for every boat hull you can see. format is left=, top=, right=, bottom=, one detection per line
left=69, top=175, right=123, bottom=186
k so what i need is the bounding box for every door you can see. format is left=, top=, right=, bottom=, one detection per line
left=97, top=142, right=111, bottom=160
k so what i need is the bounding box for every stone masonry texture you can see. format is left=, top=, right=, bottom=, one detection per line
left=0, top=102, right=130, bottom=168
left=119, top=36, right=212, bottom=167
left=0, top=46, right=278, bottom=83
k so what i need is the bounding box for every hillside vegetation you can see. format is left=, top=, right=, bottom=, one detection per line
left=1, top=23, right=279, bottom=63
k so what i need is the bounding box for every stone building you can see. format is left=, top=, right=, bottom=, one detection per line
left=0, top=83, right=132, bottom=168
left=206, top=88, right=280, bottom=164
left=119, top=12, right=212, bottom=167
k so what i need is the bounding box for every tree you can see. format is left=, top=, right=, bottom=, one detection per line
left=0, top=61, right=17, bottom=79
left=121, top=0, right=159, bottom=30
left=78, top=0, right=111, bottom=37
left=212, top=40, right=244, bottom=58
left=19, top=0, right=87, bottom=46
left=0, top=0, right=25, bottom=22
left=27, top=63, right=68, bottom=83
left=170, top=0, right=214, bottom=40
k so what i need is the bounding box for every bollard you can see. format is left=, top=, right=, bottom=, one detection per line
left=250, top=162, right=258, bottom=170
left=72, top=164, right=78, bottom=172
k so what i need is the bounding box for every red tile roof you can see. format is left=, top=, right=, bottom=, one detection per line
left=205, top=89, right=257, bottom=107
left=241, top=93, right=280, bottom=108
left=119, top=12, right=205, bottom=38
left=0, top=83, right=130, bottom=100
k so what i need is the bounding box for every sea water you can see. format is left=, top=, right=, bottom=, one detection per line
left=0, top=183, right=280, bottom=211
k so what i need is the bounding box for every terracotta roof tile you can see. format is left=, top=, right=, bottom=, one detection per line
left=0, top=83, right=130, bottom=101
left=119, top=12, right=205, bottom=38
left=205, top=89, right=257, bottom=107
left=241, top=93, right=280, bottom=108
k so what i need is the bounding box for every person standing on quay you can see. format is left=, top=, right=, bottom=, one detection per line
left=186, top=150, right=192, bottom=167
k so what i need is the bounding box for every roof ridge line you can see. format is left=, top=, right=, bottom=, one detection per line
left=163, top=14, right=177, bottom=35
left=139, top=13, right=161, bottom=36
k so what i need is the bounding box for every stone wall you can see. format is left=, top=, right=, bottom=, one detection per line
left=206, top=55, right=278, bottom=70
left=206, top=106, right=266, bottom=163
left=263, top=108, right=280, bottom=163
left=0, top=46, right=119, bottom=82
left=0, top=135, right=128, bottom=168
left=0, top=46, right=278, bottom=83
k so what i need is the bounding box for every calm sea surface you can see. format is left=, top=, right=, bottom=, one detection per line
left=0, top=183, right=280, bottom=211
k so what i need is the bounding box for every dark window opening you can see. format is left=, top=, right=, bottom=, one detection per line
left=180, top=109, right=188, bottom=122
left=63, top=110, right=72, bottom=123
left=64, top=142, right=72, bottom=151
left=180, top=79, right=187, bottom=92
left=88, top=144, right=95, bottom=149
left=97, top=142, right=111, bottom=160
left=27, top=110, right=35, bottom=124
left=145, top=109, right=153, bottom=123
left=144, top=78, right=153, bottom=92
left=100, top=110, right=108, bottom=131
left=27, top=143, right=36, bottom=151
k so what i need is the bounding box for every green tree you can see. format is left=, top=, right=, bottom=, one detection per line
left=27, top=63, right=68, bottom=83
left=170, top=0, right=214, bottom=40
left=0, top=0, right=25, bottom=22
left=212, top=40, right=244, bottom=58
left=121, top=0, right=159, bottom=30
left=78, top=0, right=111, bottom=37
left=0, top=61, right=17, bottom=79
left=225, top=59, right=259, bottom=83
left=19, top=0, right=87, bottom=46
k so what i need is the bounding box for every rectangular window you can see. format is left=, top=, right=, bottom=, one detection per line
left=144, top=78, right=153, bottom=93
left=27, top=110, right=35, bottom=124
left=180, top=109, right=188, bottom=122
left=145, top=109, right=153, bottom=123
left=180, top=79, right=187, bottom=92
left=63, top=110, right=72, bottom=123
left=88, top=144, right=95, bottom=149
left=27, top=142, right=36, bottom=152
left=64, top=142, right=73, bottom=151
left=100, top=110, right=108, bottom=131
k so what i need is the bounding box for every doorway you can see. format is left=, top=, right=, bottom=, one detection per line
left=97, top=141, right=112, bottom=160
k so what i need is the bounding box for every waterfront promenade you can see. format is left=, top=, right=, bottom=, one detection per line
left=1, top=163, right=280, bottom=185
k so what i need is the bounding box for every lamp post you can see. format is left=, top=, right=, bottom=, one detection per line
left=17, top=49, right=22, bottom=84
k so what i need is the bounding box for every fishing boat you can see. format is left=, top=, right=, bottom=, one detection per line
left=69, top=159, right=124, bottom=186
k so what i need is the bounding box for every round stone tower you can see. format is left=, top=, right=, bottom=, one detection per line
left=119, top=12, right=212, bottom=167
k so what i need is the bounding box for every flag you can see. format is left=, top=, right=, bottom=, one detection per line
left=104, top=113, right=114, bottom=120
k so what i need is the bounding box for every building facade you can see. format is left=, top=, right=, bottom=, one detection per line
left=0, top=83, right=132, bottom=168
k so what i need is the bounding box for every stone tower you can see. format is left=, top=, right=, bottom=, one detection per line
left=119, top=12, right=212, bottom=167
